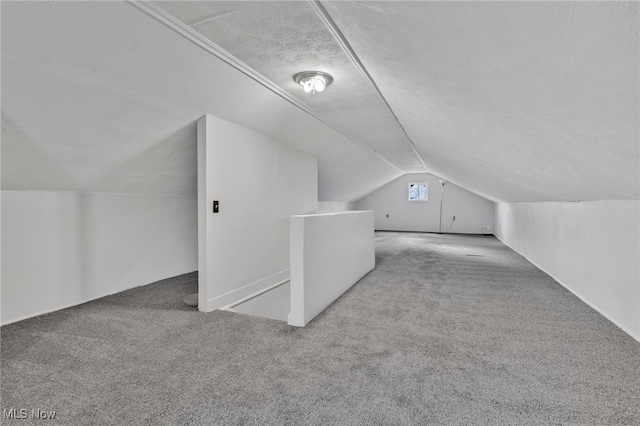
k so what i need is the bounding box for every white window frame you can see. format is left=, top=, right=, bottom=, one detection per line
left=407, top=182, right=429, bottom=202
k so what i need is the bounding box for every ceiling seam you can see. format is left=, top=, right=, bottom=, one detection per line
left=125, top=0, right=403, bottom=173
left=308, top=0, right=430, bottom=173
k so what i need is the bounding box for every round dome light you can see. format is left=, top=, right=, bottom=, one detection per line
left=293, top=71, right=333, bottom=94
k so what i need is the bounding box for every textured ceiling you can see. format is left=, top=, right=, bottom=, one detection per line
left=326, top=1, right=639, bottom=202
left=153, top=0, right=426, bottom=172
left=2, top=1, right=638, bottom=203
left=1, top=1, right=400, bottom=200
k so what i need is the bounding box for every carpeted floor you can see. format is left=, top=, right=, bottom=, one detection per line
left=1, top=232, right=639, bottom=425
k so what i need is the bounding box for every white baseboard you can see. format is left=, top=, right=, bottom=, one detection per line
left=494, top=235, right=640, bottom=343
left=204, top=269, right=290, bottom=312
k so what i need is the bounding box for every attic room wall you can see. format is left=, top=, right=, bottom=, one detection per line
left=494, top=201, right=640, bottom=341
left=197, top=115, right=317, bottom=311
left=1, top=1, right=404, bottom=324
left=1, top=191, right=197, bottom=325
left=317, top=201, right=355, bottom=212
left=354, top=173, right=494, bottom=234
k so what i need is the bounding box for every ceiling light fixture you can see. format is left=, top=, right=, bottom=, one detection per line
left=293, top=71, right=333, bottom=94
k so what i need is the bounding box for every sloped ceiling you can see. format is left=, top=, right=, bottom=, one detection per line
left=153, top=0, right=426, bottom=173
left=2, top=1, right=638, bottom=203
left=1, top=1, right=402, bottom=200
left=325, top=1, right=639, bottom=202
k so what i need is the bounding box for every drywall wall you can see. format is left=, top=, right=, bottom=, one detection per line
left=289, top=211, right=375, bottom=327
left=317, top=201, right=355, bottom=212
left=197, top=114, right=317, bottom=311
left=230, top=282, right=291, bottom=322
left=494, top=200, right=640, bottom=341
left=355, top=173, right=494, bottom=234
left=1, top=190, right=197, bottom=325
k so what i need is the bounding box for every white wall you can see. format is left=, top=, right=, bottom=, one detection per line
left=354, top=173, right=494, bottom=234
left=230, top=282, right=290, bottom=322
left=494, top=200, right=640, bottom=341
left=197, top=115, right=317, bottom=311
left=289, top=211, right=375, bottom=327
left=317, top=201, right=355, bottom=212
left=1, top=190, right=197, bottom=325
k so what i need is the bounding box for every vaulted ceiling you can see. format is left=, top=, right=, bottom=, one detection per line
left=2, top=1, right=638, bottom=202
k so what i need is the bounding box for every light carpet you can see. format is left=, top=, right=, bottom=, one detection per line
left=1, top=232, right=639, bottom=425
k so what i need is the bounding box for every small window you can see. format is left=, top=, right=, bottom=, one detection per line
left=408, top=183, right=428, bottom=202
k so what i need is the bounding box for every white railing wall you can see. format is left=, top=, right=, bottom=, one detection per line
left=288, top=211, right=375, bottom=327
